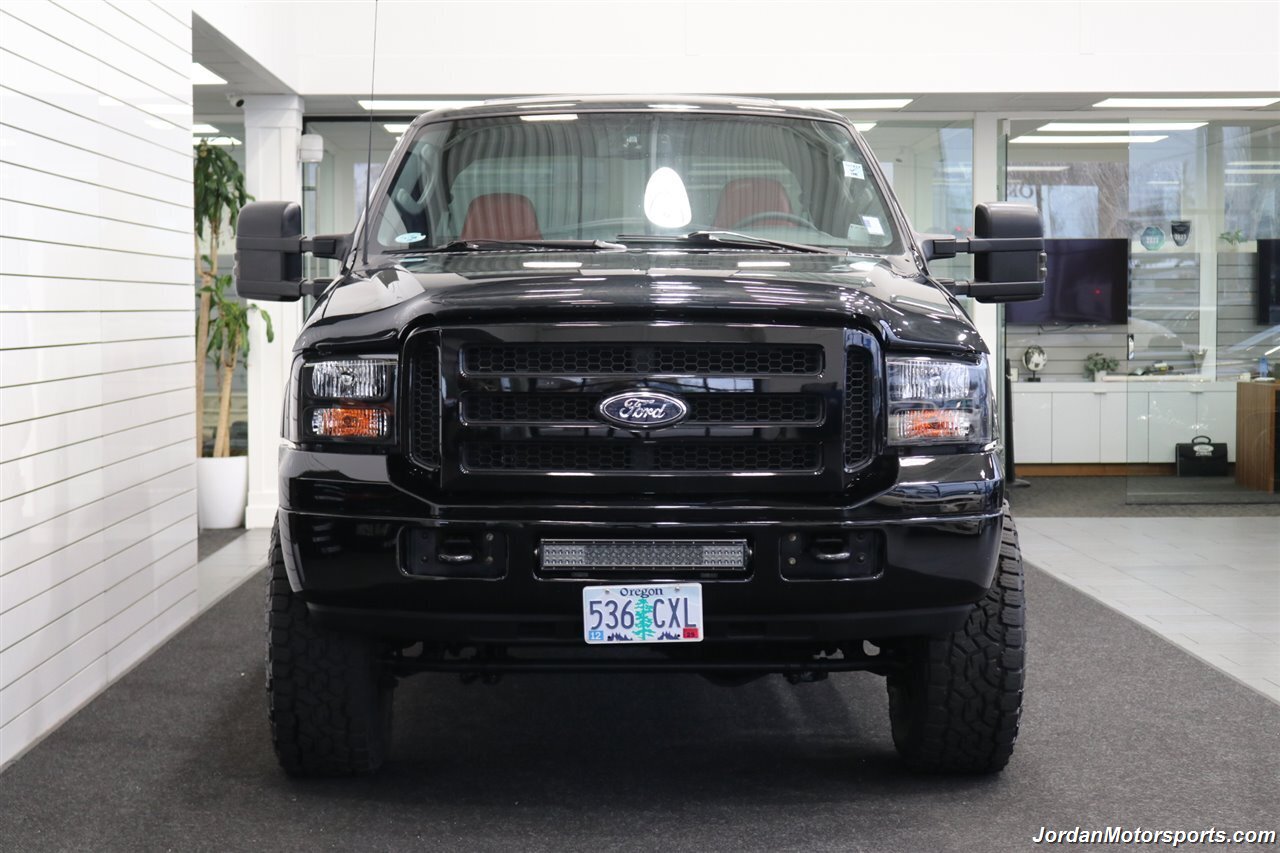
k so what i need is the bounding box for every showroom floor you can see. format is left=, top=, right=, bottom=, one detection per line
left=1018, top=517, right=1280, bottom=702
left=1, top=554, right=1275, bottom=852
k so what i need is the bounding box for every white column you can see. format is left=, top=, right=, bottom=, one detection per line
left=243, top=95, right=304, bottom=529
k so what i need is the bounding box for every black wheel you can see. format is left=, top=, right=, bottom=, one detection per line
left=266, top=523, right=394, bottom=776
left=885, top=509, right=1026, bottom=774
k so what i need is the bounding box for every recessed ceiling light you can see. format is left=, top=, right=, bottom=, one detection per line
left=383, top=123, right=411, bottom=133
left=1094, top=97, right=1280, bottom=108
left=191, top=123, right=220, bottom=134
left=1226, top=167, right=1280, bottom=174
left=1038, top=121, right=1206, bottom=132
left=1225, top=182, right=1258, bottom=187
left=1147, top=180, right=1181, bottom=186
left=777, top=98, right=913, bottom=110
left=520, top=114, right=578, bottom=122
left=1228, top=160, right=1280, bottom=166
left=1007, top=165, right=1070, bottom=172
left=358, top=99, right=484, bottom=111
left=852, top=122, right=877, bottom=132
left=192, top=62, right=226, bottom=86
left=1011, top=135, right=1167, bottom=144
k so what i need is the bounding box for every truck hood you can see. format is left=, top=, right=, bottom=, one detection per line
left=296, top=251, right=982, bottom=354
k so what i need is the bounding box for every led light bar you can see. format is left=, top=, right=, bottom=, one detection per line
left=541, top=539, right=748, bottom=570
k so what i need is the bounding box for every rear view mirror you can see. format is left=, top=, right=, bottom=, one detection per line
left=234, top=201, right=350, bottom=302
left=921, top=202, right=1047, bottom=303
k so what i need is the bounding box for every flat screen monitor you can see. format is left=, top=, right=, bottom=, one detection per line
left=1005, top=238, right=1129, bottom=325
left=1258, top=238, right=1280, bottom=325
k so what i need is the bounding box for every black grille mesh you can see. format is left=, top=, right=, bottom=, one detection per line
left=844, top=348, right=873, bottom=468
left=464, top=442, right=821, bottom=473
left=463, top=344, right=821, bottom=375
left=462, top=393, right=822, bottom=425
left=409, top=337, right=440, bottom=467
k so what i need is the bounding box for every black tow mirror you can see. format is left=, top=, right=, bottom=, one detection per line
left=234, top=201, right=351, bottom=302
left=920, top=202, right=1046, bottom=303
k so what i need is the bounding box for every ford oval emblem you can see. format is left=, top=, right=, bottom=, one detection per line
left=597, top=391, right=689, bottom=429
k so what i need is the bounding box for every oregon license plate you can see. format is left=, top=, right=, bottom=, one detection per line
left=582, top=583, right=703, bottom=644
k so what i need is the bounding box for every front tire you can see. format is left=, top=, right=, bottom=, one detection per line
left=885, top=509, right=1026, bottom=773
left=266, top=523, right=394, bottom=776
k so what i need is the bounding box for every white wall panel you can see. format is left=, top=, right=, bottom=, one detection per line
left=0, top=0, right=196, bottom=768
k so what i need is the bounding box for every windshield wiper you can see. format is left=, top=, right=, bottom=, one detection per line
left=393, top=238, right=627, bottom=254
left=615, top=230, right=841, bottom=254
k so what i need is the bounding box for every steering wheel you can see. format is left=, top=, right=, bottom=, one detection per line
left=731, top=211, right=814, bottom=229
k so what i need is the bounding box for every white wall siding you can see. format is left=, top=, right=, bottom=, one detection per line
left=0, top=0, right=196, bottom=767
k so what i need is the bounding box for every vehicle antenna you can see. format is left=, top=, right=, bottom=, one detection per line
left=360, top=0, right=379, bottom=264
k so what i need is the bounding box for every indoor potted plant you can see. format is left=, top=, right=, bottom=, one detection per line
left=1084, top=352, right=1118, bottom=382
left=194, top=140, right=254, bottom=527
left=197, top=274, right=273, bottom=527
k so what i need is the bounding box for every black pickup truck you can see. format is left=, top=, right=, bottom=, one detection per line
left=236, top=96, right=1045, bottom=777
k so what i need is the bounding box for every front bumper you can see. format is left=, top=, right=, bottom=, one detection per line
left=278, top=449, right=1004, bottom=644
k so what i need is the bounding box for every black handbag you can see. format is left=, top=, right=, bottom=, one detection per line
left=1175, top=435, right=1228, bottom=477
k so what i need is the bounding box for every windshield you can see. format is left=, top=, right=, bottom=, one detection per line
left=371, top=112, right=900, bottom=253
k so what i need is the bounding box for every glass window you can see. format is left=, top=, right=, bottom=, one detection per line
left=372, top=112, right=900, bottom=252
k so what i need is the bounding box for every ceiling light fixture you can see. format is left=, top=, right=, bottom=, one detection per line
left=852, top=122, right=877, bottom=132
left=1226, top=167, right=1280, bottom=174
left=1094, top=97, right=1279, bottom=109
left=191, top=123, right=220, bottom=134
left=1038, top=121, right=1206, bottom=132
left=1228, top=160, right=1280, bottom=166
left=520, top=113, right=578, bottom=122
left=192, top=62, right=226, bottom=86
left=358, top=99, right=484, bottom=111
left=383, top=123, right=411, bottom=133
left=776, top=98, right=913, bottom=110
left=192, top=136, right=240, bottom=146
left=1011, top=135, right=1168, bottom=144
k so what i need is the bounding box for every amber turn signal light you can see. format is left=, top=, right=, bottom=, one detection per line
left=309, top=406, right=389, bottom=439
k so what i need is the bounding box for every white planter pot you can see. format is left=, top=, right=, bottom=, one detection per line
left=1093, top=371, right=1108, bottom=383
left=197, top=456, right=248, bottom=529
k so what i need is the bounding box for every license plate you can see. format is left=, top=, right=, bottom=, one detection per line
left=582, top=583, right=703, bottom=644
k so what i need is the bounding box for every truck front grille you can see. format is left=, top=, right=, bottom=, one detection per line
left=463, top=343, right=822, bottom=376
left=462, top=393, right=823, bottom=426
left=406, top=325, right=876, bottom=494
left=464, top=441, right=822, bottom=473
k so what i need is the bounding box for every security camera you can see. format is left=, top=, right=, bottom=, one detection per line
left=227, top=93, right=246, bottom=108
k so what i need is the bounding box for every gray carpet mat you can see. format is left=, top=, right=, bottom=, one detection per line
left=2, top=562, right=1276, bottom=852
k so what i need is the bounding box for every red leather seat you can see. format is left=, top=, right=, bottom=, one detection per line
left=713, top=178, right=794, bottom=229
left=460, top=193, right=542, bottom=241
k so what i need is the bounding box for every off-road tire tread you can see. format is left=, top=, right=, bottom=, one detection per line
left=266, top=524, right=391, bottom=776
left=886, top=509, right=1025, bottom=774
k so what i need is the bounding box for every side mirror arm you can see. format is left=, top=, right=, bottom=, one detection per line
left=920, top=235, right=1044, bottom=260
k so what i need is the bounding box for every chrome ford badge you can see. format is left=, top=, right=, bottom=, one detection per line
left=597, top=391, right=689, bottom=429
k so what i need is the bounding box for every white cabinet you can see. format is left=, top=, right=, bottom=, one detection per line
left=1011, top=381, right=1236, bottom=465
left=1012, top=392, right=1053, bottom=463
left=1051, top=393, right=1101, bottom=462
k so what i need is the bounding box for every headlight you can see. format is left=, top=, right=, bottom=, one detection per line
left=886, top=355, right=991, bottom=446
left=301, top=358, right=397, bottom=442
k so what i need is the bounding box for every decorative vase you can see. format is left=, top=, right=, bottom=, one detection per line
left=1093, top=370, right=1108, bottom=383
left=197, top=456, right=248, bottom=529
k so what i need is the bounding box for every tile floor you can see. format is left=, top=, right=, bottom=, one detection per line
left=195, top=528, right=271, bottom=611
left=1018, top=517, right=1280, bottom=703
